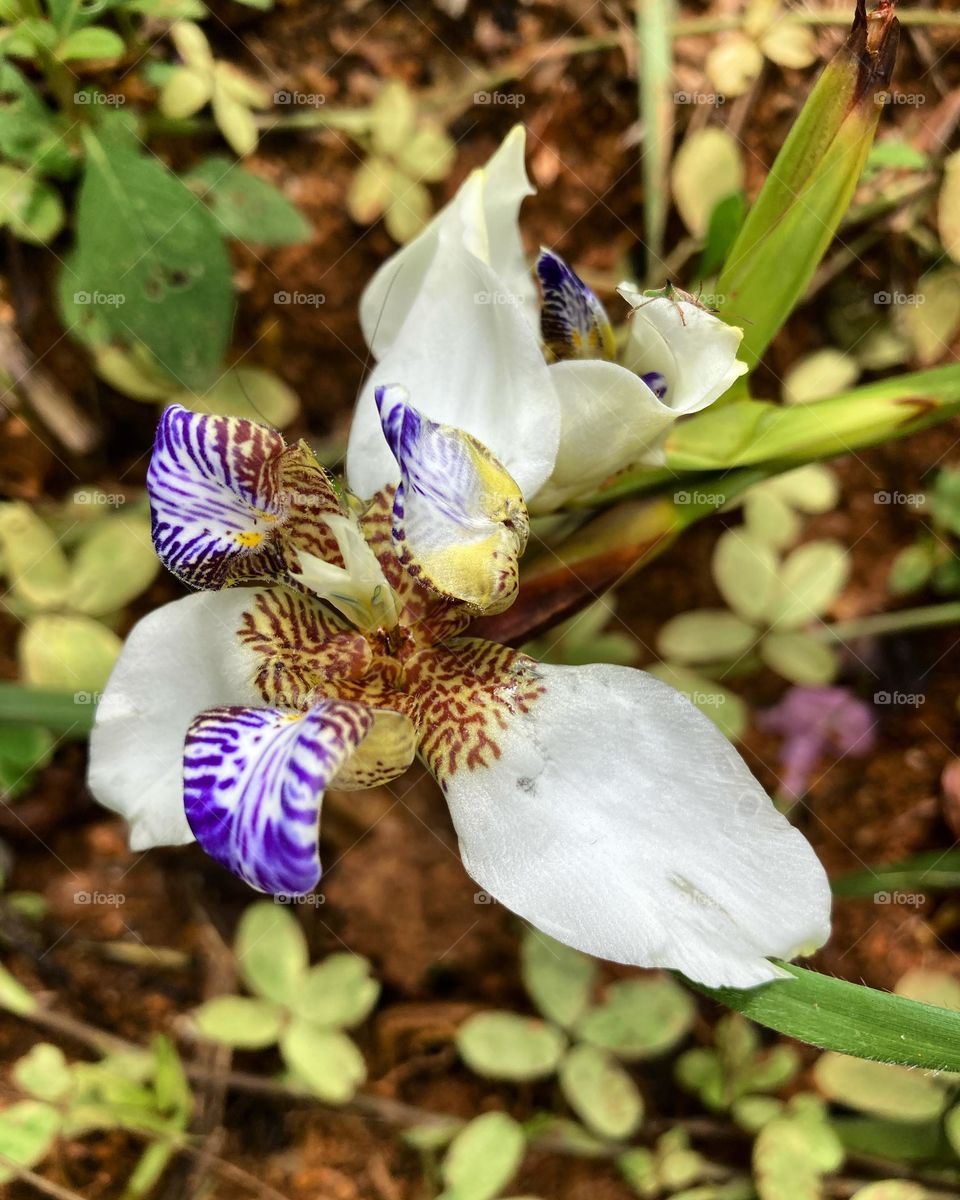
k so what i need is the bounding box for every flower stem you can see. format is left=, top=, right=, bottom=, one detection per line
left=813, top=601, right=960, bottom=642
left=0, top=683, right=94, bottom=737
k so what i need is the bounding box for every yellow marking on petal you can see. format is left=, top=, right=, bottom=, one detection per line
left=330, top=707, right=416, bottom=790
left=235, top=530, right=265, bottom=547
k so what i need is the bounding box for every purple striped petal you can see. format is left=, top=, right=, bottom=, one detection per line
left=374, top=385, right=528, bottom=614
left=184, top=701, right=373, bottom=894
left=536, top=249, right=616, bottom=363
left=149, top=405, right=342, bottom=590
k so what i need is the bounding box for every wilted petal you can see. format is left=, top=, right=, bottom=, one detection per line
left=410, top=645, right=831, bottom=987
left=360, top=125, right=537, bottom=358
left=617, top=286, right=748, bottom=415
left=184, top=700, right=373, bottom=894
left=149, top=405, right=341, bottom=590
left=348, top=164, right=559, bottom=503
left=376, top=386, right=528, bottom=614
left=536, top=249, right=616, bottom=362
left=532, top=359, right=675, bottom=511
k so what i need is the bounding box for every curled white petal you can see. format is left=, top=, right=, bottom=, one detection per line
left=617, top=287, right=748, bottom=415
left=87, top=590, right=267, bottom=851
left=435, top=661, right=831, bottom=988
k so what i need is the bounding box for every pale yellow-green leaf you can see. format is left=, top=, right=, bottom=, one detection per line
left=767, top=464, right=839, bottom=514
left=194, top=995, right=285, bottom=1048
left=766, top=540, right=849, bottom=628
left=0, top=962, right=38, bottom=1016
left=215, top=61, right=271, bottom=109
left=743, top=491, right=801, bottom=549
left=92, top=344, right=177, bottom=401
left=396, top=123, right=456, bottom=183
left=713, top=529, right=779, bottom=624
left=457, top=1012, right=567, bottom=1082
left=898, top=266, right=960, bottom=366
left=760, top=631, right=837, bottom=685
left=813, top=1052, right=947, bottom=1122
left=13, top=1044, right=73, bottom=1102
left=0, top=1100, right=61, bottom=1184
left=647, top=663, right=748, bottom=741
left=384, top=172, right=431, bottom=243
left=370, top=79, right=418, bottom=156
left=895, top=967, right=960, bottom=1011
left=559, top=1044, right=644, bottom=1141
left=0, top=502, right=70, bottom=610
left=441, top=1112, right=526, bottom=1200
left=168, top=20, right=212, bottom=70
left=212, top=83, right=258, bottom=157
left=158, top=66, right=212, bottom=119
left=235, top=900, right=308, bottom=1003
left=938, top=150, right=960, bottom=265
left=671, top=127, right=744, bottom=238
left=67, top=518, right=159, bottom=617
left=280, top=1022, right=366, bottom=1103
left=855, top=324, right=912, bottom=371
left=56, top=25, right=124, bottom=62
left=520, top=928, right=596, bottom=1030
left=759, top=21, right=817, bottom=69
left=171, top=367, right=299, bottom=427
left=346, top=156, right=392, bottom=225
left=19, top=615, right=121, bottom=691
left=705, top=34, right=764, bottom=99
left=294, top=954, right=380, bottom=1030
left=657, top=610, right=757, bottom=664
left=782, top=349, right=859, bottom=405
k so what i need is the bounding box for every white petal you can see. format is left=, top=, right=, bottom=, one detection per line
left=88, top=589, right=266, bottom=851
left=617, top=287, right=748, bottom=415
left=359, top=125, right=536, bottom=359
left=347, top=218, right=560, bottom=502
left=532, top=360, right=675, bottom=511
left=437, top=661, right=831, bottom=987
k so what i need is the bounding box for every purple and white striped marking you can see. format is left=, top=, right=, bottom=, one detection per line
left=184, top=701, right=373, bottom=895
left=148, top=405, right=288, bottom=590
left=536, top=249, right=616, bottom=363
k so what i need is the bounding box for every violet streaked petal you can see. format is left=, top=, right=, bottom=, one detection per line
left=375, top=385, right=528, bottom=614
left=184, top=700, right=373, bottom=895
left=536, top=249, right=616, bottom=363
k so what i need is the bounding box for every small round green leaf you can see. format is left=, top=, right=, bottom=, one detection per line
left=12, top=1044, right=72, bottom=1101
left=656, top=610, right=757, bottom=665
left=713, top=529, right=779, bottom=624
left=194, top=995, right=284, bottom=1048
left=56, top=26, right=124, bottom=61
left=280, top=1021, right=366, bottom=1103
left=0, top=501, right=70, bottom=610
left=766, top=541, right=849, bottom=629
left=441, top=1111, right=526, bottom=1200
left=813, top=1052, right=947, bottom=1122
left=67, top=517, right=159, bottom=617
left=0, top=1101, right=61, bottom=1183
left=760, top=632, right=837, bottom=686
left=19, top=615, right=121, bottom=691
left=671, top=127, right=744, bottom=238
left=294, top=954, right=380, bottom=1029
left=456, top=1011, right=566, bottom=1081
left=782, top=349, right=859, bottom=406
left=235, top=900, right=308, bottom=1003
left=520, top=927, right=596, bottom=1030
left=559, top=1043, right=644, bottom=1140
left=578, top=976, right=696, bottom=1061
left=172, top=366, right=299, bottom=428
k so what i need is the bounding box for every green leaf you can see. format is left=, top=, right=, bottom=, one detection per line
left=850, top=1184, right=926, bottom=1200
left=760, top=631, right=837, bottom=685
left=831, top=849, right=960, bottom=898
left=92, top=343, right=178, bottom=400
left=0, top=725, right=54, bottom=799
left=813, top=1052, right=947, bottom=1121
left=280, top=1021, right=366, bottom=1103
left=212, top=74, right=258, bottom=157
left=671, top=127, right=744, bottom=239
left=895, top=966, right=960, bottom=1011
left=939, top=149, right=960, bottom=265
left=56, top=25, right=124, bottom=60
left=0, top=60, right=78, bottom=176
left=441, top=1112, right=526, bottom=1200
left=753, top=1105, right=843, bottom=1200
left=395, top=123, right=456, bottom=183
left=577, top=976, right=696, bottom=1060
left=647, top=664, right=747, bottom=741
left=698, top=192, right=746, bottom=279
left=185, top=157, right=310, bottom=245
left=293, top=954, right=379, bottom=1029
left=67, top=517, right=159, bottom=616
left=383, top=172, right=431, bottom=244
left=656, top=610, right=757, bottom=664
left=713, top=529, right=779, bottom=624
left=235, top=900, right=308, bottom=1003
left=0, top=502, right=70, bottom=610
left=898, top=267, right=960, bottom=367
left=194, top=995, right=284, bottom=1048
left=159, top=65, right=212, bottom=119
left=346, top=156, right=392, bottom=225
left=835, top=1115, right=948, bottom=1163
left=369, top=80, right=417, bottom=156
left=150, top=1035, right=191, bottom=1118
left=62, top=132, right=233, bottom=391
left=0, top=167, right=65, bottom=245
left=456, top=1012, right=567, bottom=1081
left=12, top=1044, right=72, bottom=1101
left=19, top=615, right=121, bottom=691
left=782, top=349, right=860, bottom=406
left=559, top=1044, right=644, bottom=1140
left=766, top=540, right=849, bottom=629
left=520, top=927, right=596, bottom=1029
left=0, top=684, right=95, bottom=737
left=691, top=961, right=960, bottom=1070
left=0, top=1101, right=61, bottom=1184
left=170, top=366, right=299, bottom=427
